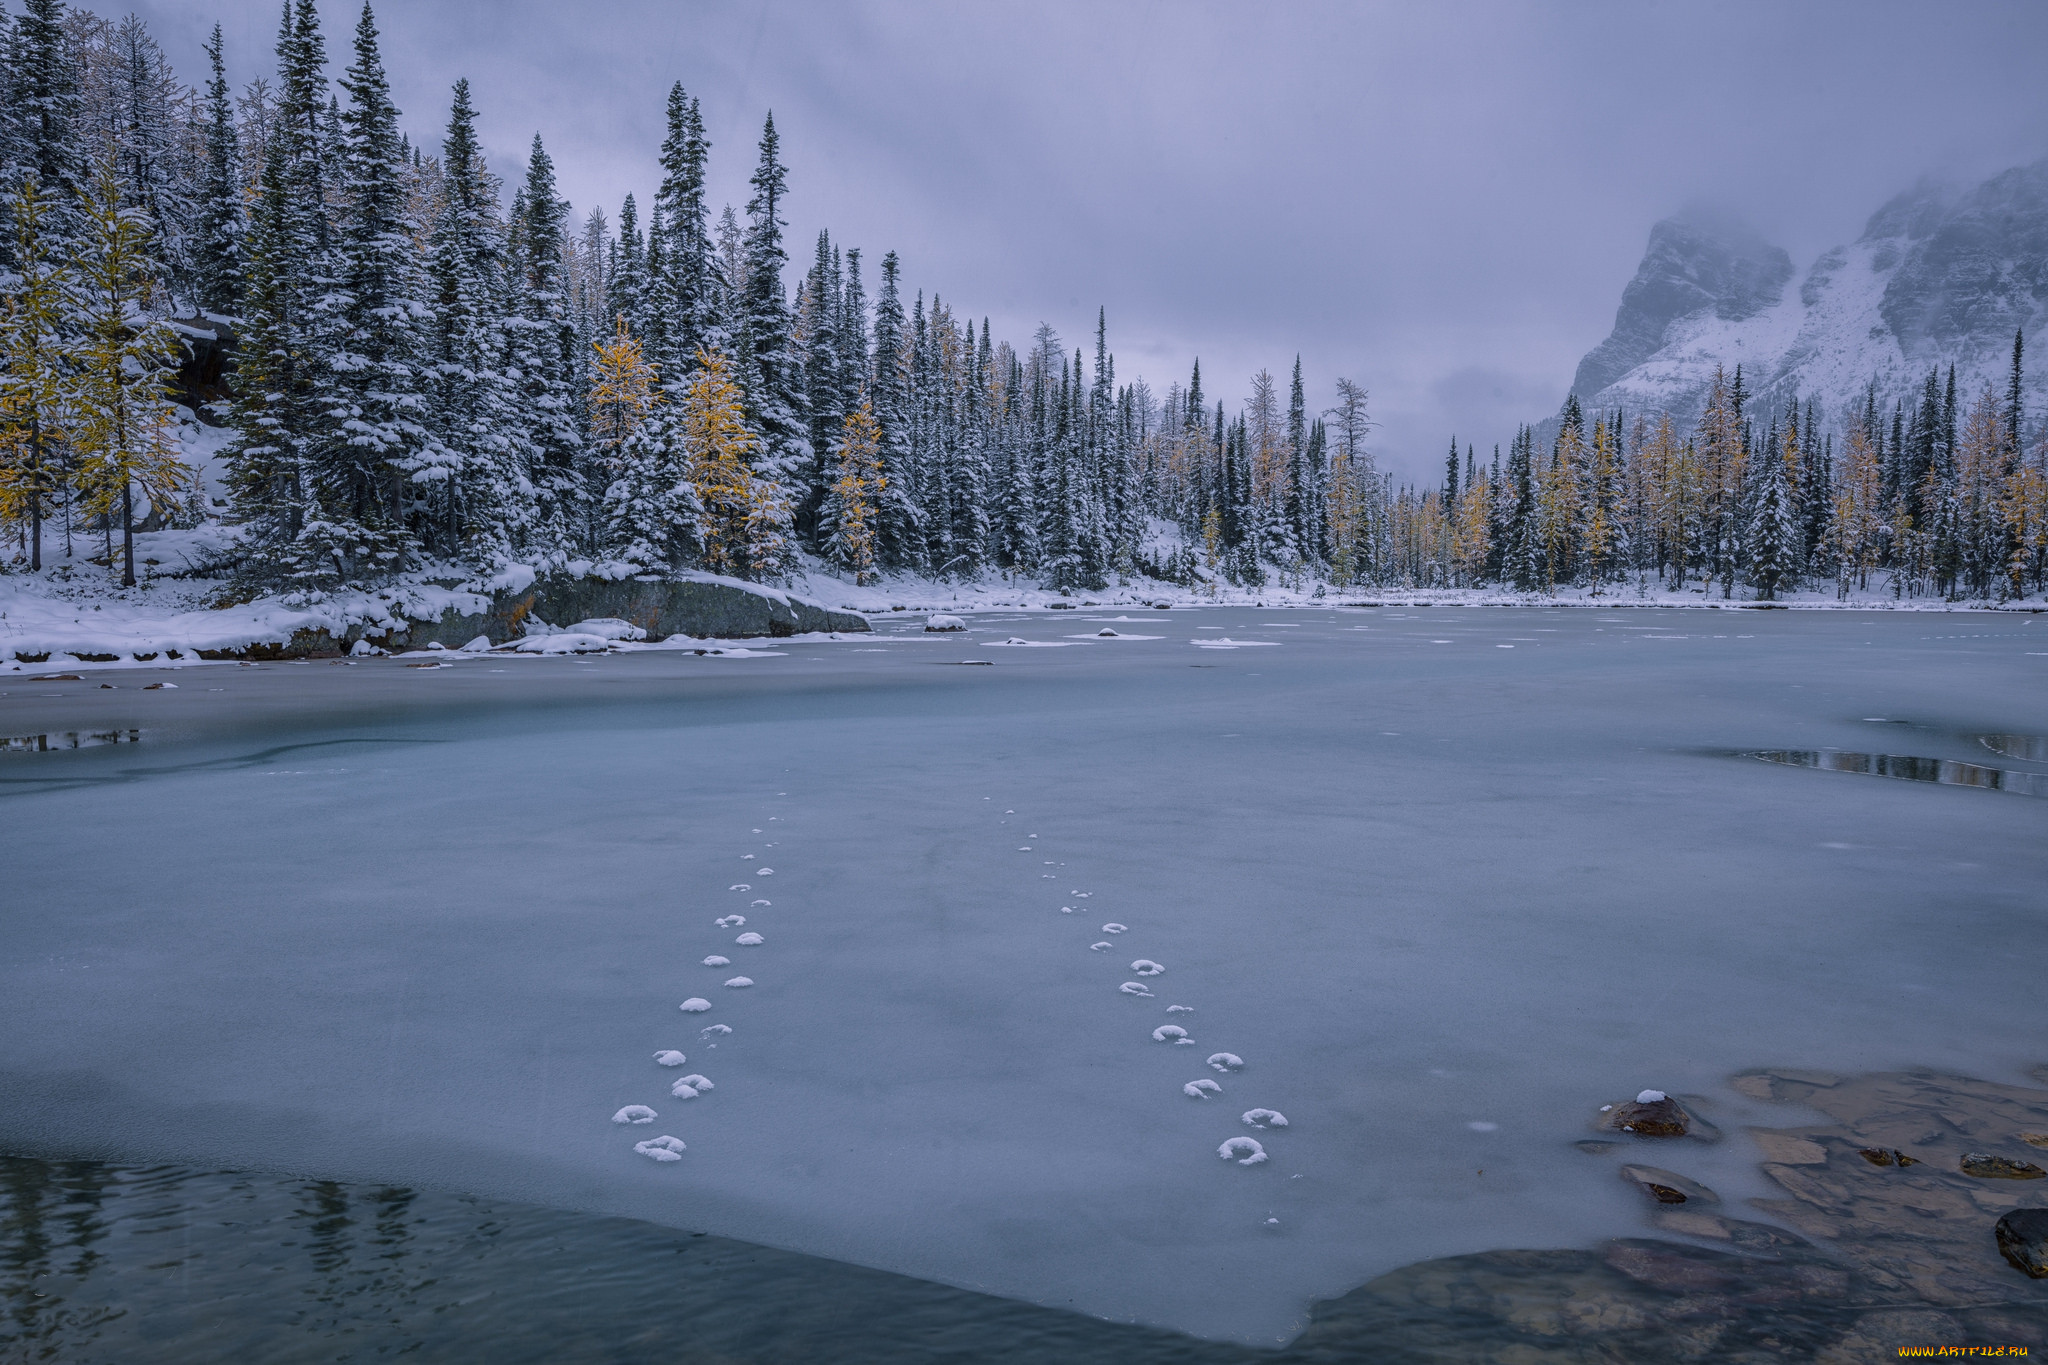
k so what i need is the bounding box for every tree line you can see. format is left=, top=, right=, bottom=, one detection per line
left=1, top=0, right=2041, bottom=602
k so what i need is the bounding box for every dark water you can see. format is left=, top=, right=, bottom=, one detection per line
left=1747, top=748, right=2048, bottom=797
left=4, top=1155, right=2030, bottom=1364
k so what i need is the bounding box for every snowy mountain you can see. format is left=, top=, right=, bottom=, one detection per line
left=1564, top=159, right=2048, bottom=430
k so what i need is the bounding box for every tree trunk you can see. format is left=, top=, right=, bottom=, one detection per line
left=122, top=479, right=136, bottom=588
left=27, top=416, right=42, bottom=571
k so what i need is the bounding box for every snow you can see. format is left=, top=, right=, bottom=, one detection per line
left=1130, top=959, right=1165, bottom=976
left=634, top=1134, right=686, bottom=1162
left=652, top=1050, right=687, bottom=1067
left=611, top=1105, right=657, bottom=1125
left=1218, top=1137, right=1268, bottom=1166
left=1241, top=1109, right=1289, bottom=1129
left=678, top=998, right=711, bottom=1013
left=1152, top=1025, right=1193, bottom=1044
left=735, top=932, right=763, bottom=945
left=723, top=977, right=754, bottom=989
left=1184, top=1079, right=1223, bottom=1099
left=3, top=607, right=2045, bottom=1346
left=1635, top=1088, right=1667, bottom=1104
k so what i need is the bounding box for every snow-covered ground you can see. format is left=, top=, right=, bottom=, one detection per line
left=7, top=542, right=2040, bottom=671
left=4, top=606, right=2044, bottom=1344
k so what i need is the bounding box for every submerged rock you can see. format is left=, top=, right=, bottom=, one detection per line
left=1960, top=1152, right=2046, bottom=1180
left=1600, top=1089, right=1693, bottom=1138
left=1995, top=1208, right=2048, bottom=1278
left=1619, top=1164, right=1719, bottom=1206
left=1858, top=1146, right=1920, bottom=1167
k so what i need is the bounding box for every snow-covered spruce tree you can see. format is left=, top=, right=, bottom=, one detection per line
left=797, top=230, right=841, bottom=543
left=822, top=398, right=884, bottom=583
left=737, top=113, right=809, bottom=489
left=606, top=193, right=648, bottom=343
left=420, top=77, right=531, bottom=564
left=601, top=401, right=702, bottom=573
left=317, top=2, right=425, bottom=577
left=1746, top=414, right=1800, bottom=600
left=191, top=24, right=243, bottom=318
left=101, top=14, right=194, bottom=300
left=3, top=0, right=87, bottom=263
left=868, top=250, right=922, bottom=565
left=223, top=0, right=340, bottom=581
left=69, top=157, right=190, bottom=588
left=650, top=82, right=714, bottom=377
left=685, top=347, right=788, bottom=580
left=0, top=177, right=71, bottom=569
left=508, top=133, right=586, bottom=555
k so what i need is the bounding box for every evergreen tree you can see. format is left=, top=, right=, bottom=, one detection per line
left=738, top=113, right=809, bottom=483
left=868, top=249, right=921, bottom=564
left=651, top=83, right=714, bottom=370
left=510, top=132, right=586, bottom=552
left=1747, top=411, right=1800, bottom=599
left=5, top=0, right=85, bottom=259
left=602, top=401, right=701, bottom=572
left=192, top=25, right=243, bottom=317
left=822, top=398, right=884, bottom=582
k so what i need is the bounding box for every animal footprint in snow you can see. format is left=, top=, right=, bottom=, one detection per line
left=1153, top=1025, right=1194, bottom=1044
left=717, top=915, right=746, bottom=928
left=729, top=883, right=751, bottom=892
left=1120, top=982, right=1155, bottom=997
left=679, top=998, right=712, bottom=1013
left=1166, top=1005, right=1194, bottom=1013
left=757, top=868, right=773, bottom=875
left=1060, top=906, right=1076, bottom=914
left=634, top=1135, right=686, bottom=1162
left=653, top=1051, right=687, bottom=1067
left=751, top=899, right=771, bottom=907
left=1090, top=942, right=1112, bottom=951
left=735, top=932, right=763, bottom=945
left=1242, top=1109, right=1289, bottom=1129
left=724, top=976, right=754, bottom=988
left=1102, top=923, right=1127, bottom=934
left=703, top=955, right=731, bottom=967
left=1184, top=1079, right=1223, bottom=1099
left=1129, top=960, right=1164, bottom=976
left=671, top=1073, right=714, bottom=1098
left=699, top=1024, right=732, bottom=1041
left=1218, top=1137, right=1268, bottom=1166
left=612, top=1105, right=657, bottom=1125
left=1208, top=1053, right=1244, bottom=1073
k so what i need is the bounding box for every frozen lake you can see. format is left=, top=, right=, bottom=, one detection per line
left=4, top=605, right=2045, bottom=1346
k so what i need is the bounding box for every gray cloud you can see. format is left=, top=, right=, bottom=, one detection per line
left=122, top=0, right=2048, bottom=480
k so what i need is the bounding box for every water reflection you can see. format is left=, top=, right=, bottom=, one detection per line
left=1979, top=733, right=2048, bottom=763
left=1748, top=748, right=2048, bottom=797
left=2, top=730, right=142, bottom=754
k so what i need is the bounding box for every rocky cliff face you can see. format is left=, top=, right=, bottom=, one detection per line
left=1561, top=159, right=2048, bottom=432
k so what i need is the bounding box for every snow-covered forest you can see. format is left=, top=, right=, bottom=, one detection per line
left=1, top=0, right=2044, bottom=603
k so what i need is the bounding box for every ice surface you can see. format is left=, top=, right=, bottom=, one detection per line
left=4, top=608, right=2046, bottom=1347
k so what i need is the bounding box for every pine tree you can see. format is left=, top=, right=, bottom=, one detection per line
left=868, top=250, right=921, bottom=564
left=738, top=113, right=809, bottom=484
left=602, top=401, right=701, bottom=572
left=192, top=25, right=243, bottom=317
left=69, top=157, right=190, bottom=588
left=510, top=132, right=586, bottom=552
left=1746, top=412, right=1799, bottom=599
left=651, top=83, right=714, bottom=371
left=0, top=177, right=70, bottom=568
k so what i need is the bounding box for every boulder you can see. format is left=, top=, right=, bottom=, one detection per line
left=1619, top=1164, right=1719, bottom=1205
left=1960, top=1153, right=2046, bottom=1180
left=1995, top=1208, right=2048, bottom=1278
left=1599, top=1089, right=1693, bottom=1138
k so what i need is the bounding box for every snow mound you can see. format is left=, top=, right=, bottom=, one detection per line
left=724, top=976, right=754, bottom=988
left=1101, top=923, right=1127, bottom=934
left=612, top=1105, right=657, bottom=1125
left=1218, top=1137, right=1268, bottom=1166
left=634, top=1135, right=686, bottom=1162
left=703, top=955, right=731, bottom=967
left=716, top=915, right=746, bottom=928
left=1090, top=942, right=1112, bottom=951
left=756, top=868, right=773, bottom=875
left=349, top=639, right=382, bottom=657
left=1242, top=1109, right=1288, bottom=1129
left=699, top=1024, right=731, bottom=1040
left=512, top=632, right=613, bottom=654
left=1129, top=959, right=1164, bottom=976
left=459, top=635, right=493, bottom=653
left=1120, top=982, right=1155, bottom=997
left=679, top=998, right=711, bottom=1013
left=925, top=614, right=967, bottom=632
left=1635, top=1088, right=1667, bottom=1104
left=1208, top=1053, right=1244, bottom=1073
left=1153, top=1025, right=1193, bottom=1044
left=1166, top=1004, right=1194, bottom=1013
left=1184, top=1079, right=1223, bottom=1099
left=564, top=618, right=647, bottom=641
left=670, top=1072, right=713, bottom=1098
left=677, top=1073, right=712, bottom=1092
left=735, top=932, right=763, bottom=945
left=652, top=1050, right=687, bottom=1067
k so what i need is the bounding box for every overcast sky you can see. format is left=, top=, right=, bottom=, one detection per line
left=115, top=0, right=2048, bottom=480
